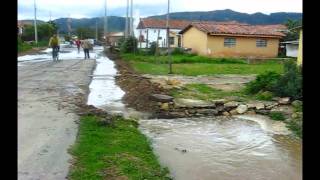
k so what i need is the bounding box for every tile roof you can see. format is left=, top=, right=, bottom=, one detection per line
left=180, top=22, right=287, bottom=37
left=137, top=18, right=191, bottom=30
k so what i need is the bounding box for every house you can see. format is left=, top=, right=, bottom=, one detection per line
left=108, top=32, right=124, bottom=47
left=281, top=40, right=299, bottom=57
left=136, top=18, right=191, bottom=48
left=179, top=21, right=287, bottom=58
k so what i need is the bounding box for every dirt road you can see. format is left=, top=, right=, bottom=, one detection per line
left=18, top=59, right=95, bottom=179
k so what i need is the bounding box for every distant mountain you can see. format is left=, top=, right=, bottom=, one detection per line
left=53, top=16, right=126, bottom=34
left=148, top=9, right=302, bottom=25
left=18, top=20, right=46, bottom=25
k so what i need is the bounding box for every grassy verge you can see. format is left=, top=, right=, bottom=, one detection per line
left=69, top=115, right=170, bottom=180
left=121, top=53, right=283, bottom=76
left=170, top=83, right=250, bottom=101
left=18, top=40, right=48, bottom=53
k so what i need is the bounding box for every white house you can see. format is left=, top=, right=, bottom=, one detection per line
left=282, top=40, right=299, bottom=57
left=136, top=18, right=191, bottom=48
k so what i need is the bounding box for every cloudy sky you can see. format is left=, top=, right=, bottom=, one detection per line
left=18, top=0, right=302, bottom=21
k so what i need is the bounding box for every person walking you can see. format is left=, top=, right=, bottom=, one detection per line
left=81, top=39, right=91, bottom=59
left=48, top=34, right=60, bottom=60
left=75, top=38, right=81, bottom=53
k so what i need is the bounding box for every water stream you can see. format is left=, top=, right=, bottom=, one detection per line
left=86, top=52, right=302, bottom=180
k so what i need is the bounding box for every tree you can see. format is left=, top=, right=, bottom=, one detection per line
left=21, top=23, right=56, bottom=42
left=76, top=27, right=95, bottom=39
left=283, top=19, right=302, bottom=41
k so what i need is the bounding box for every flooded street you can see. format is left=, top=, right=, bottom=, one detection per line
left=86, top=53, right=302, bottom=180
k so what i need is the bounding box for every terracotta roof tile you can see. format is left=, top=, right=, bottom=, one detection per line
left=137, top=18, right=191, bottom=29
left=181, top=22, right=287, bottom=37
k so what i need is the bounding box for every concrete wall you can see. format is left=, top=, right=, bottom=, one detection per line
left=286, top=44, right=298, bottom=57
left=206, top=36, right=280, bottom=58
left=182, top=26, right=280, bottom=58
left=182, top=27, right=207, bottom=56
left=136, top=28, right=181, bottom=48
left=297, top=30, right=302, bottom=66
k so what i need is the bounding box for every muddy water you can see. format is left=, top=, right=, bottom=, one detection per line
left=86, top=52, right=302, bottom=180
left=139, top=117, right=302, bottom=180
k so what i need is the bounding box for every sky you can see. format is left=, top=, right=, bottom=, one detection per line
left=18, top=0, right=303, bottom=22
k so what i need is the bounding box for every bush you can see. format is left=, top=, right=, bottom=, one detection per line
left=171, top=47, right=185, bottom=55
left=120, top=36, right=138, bottom=53
left=245, top=71, right=281, bottom=94
left=273, top=60, right=302, bottom=100
left=256, top=91, right=274, bottom=101
left=148, top=41, right=157, bottom=55
left=269, top=112, right=286, bottom=121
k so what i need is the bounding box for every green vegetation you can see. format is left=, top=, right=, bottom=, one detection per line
left=287, top=119, right=302, bottom=138
left=18, top=37, right=48, bottom=53
left=245, top=60, right=302, bottom=100
left=118, top=36, right=138, bottom=53
left=255, top=91, right=274, bottom=101
left=69, top=115, right=170, bottom=180
left=170, top=83, right=249, bottom=101
left=268, top=112, right=286, bottom=121
left=245, top=71, right=281, bottom=94
left=21, top=22, right=58, bottom=42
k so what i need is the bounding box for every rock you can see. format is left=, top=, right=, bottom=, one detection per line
left=174, top=98, right=216, bottom=108
left=197, top=109, right=219, bottom=115
left=150, top=94, right=174, bottom=103
left=210, top=99, right=226, bottom=105
left=224, top=101, right=239, bottom=108
left=256, top=109, right=270, bottom=115
left=216, top=105, right=225, bottom=112
left=271, top=105, right=293, bottom=115
left=278, top=97, right=291, bottom=105
left=255, top=103, right=265, bottom=110
left=265, top=103, right=278, bottom=110
left=236, top=105, right=248, bottom=114
left=160, top=103, right=169, bottom=110
left=223, top=111, right=231, bottom=116
left=247, top=103, right=256, bottom=109
left=229, top=109, right=238, bottom=115
left=246, top=110, right=256, bottom=115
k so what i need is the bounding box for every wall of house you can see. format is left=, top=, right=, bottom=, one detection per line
left=297, top=30, right=302, bottom=66
left=136, top=28, right=181, bottom=48
left=206, top=36, right=280, bottom=58
left=182, top=27, right=207, bottom=56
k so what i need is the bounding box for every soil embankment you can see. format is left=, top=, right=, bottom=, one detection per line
left=107, top=51, right=168, bottom=114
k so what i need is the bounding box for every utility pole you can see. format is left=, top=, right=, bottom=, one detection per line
left=130, top=0, right=133, bottom=36
left=49, top=11, right=52, bottom=21
left=166, top=0, right=172, bottom=74
left=96, top=20, right=98, bottom=41
left=104, top=0, right=108, bottom=43
left=34, top=0, right=38, bottom=45
left=125, top=0, right=129, bottom=38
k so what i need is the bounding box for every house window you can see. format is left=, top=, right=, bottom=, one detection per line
left=139, top=35, right=145, bottom=42
left=256, top=39, right=267, bottom=47
left=224, top=38, right=236, bottom=47
left=169, top=37, right=174, bottom=45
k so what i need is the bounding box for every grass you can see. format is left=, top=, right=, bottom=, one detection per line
left=170, top=83, right=250, bottom=101
left=287, top=120, right=302, bottom=138
left=268, top=112, right=286, bottom=121
left=69, top=115, right=170, bottom=180
left=121, top=53, right=284, bottom=76
left=18, top=40, right=48, bottom=53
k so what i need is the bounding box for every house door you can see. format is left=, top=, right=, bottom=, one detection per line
left=178, top=36, right=181, bottom=47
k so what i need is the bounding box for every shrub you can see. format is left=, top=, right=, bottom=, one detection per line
left=148, top=41, right=157, bottom=55
left=269, top=112, right=286, bottom=121
left=171, top=47, right=185, bottom=55
left=256, top=91, right=274, bottom=101
left=245, top=71, right=281, bottom=94
left=120, top=36, right=138, bottom=53
left=273, top=60, right=302, bottom=100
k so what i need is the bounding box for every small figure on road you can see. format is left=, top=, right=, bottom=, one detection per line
left=48, top=34, right=60, bottom=60
left=75, top=38, right=81, bottom=53
left=81, top=39, right=91, bottom=59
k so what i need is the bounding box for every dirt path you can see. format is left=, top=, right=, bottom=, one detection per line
left=18, top=59, right=95, bottom=180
